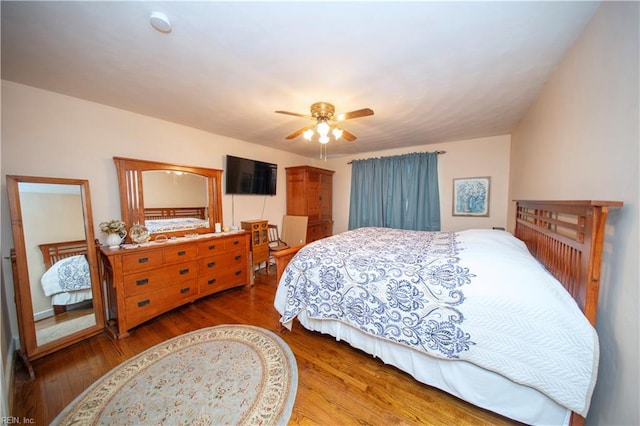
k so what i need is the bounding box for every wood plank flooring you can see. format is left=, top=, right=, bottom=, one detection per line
left=11, top=268, right=519, bottom=425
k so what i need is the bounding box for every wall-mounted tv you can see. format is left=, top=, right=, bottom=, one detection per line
left=225, top=155, right=277, bottom=196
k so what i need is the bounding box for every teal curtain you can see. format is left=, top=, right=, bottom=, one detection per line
left=348, top=152, right=440, bottom=231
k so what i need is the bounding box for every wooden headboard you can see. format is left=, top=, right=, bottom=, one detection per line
left=143, top=207, right=207, bottom=220
left=38, top=240, right=88, bottom=270
left=514, top=200, right=622, bottom=326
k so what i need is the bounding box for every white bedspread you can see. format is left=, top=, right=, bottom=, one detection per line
left=41, top=255, right=91, bottom=296
left=274, top=228, right=598, bottom=416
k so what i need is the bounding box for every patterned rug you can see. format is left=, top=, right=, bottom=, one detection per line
left=51, top=325, right=298, bottom=425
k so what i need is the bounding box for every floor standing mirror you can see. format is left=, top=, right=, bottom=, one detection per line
left=7, top=175, right=105, bottom=377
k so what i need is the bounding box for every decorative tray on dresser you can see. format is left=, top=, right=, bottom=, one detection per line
left=100, top=231, right=250, bottom=339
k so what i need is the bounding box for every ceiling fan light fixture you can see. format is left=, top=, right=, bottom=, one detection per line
left=303, top=128, right=314, bottom=140
left=275, top=102, right=374, bottom=153
left=316, top=120, right=330, bottom=138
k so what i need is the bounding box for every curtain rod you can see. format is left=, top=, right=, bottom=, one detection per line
left=347, top=150, right=446, bottom=165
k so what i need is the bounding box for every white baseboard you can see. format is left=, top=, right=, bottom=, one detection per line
left=34, top=308, right=53, bottom=322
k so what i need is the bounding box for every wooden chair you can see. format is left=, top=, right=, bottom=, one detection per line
left=267, top=224, right=289, bottom=274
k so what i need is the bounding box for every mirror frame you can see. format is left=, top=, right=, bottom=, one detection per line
left=113, top=157, right=223, bottom=240
left=7, top=175, right=106, bottom=366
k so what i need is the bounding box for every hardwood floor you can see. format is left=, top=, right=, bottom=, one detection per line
left=11, top=268, right=519, bottom=425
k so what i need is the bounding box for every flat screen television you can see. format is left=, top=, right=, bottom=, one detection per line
left=225, top=155, right=277, bottom=196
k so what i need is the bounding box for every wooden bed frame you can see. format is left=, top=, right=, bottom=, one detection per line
left=273, top=199, right=622, bottom=425
left=38, top=240, right=90, bottom=315
left=143, top=207, right=207, bottom=220
left=513, top=200, right=622, bottom=327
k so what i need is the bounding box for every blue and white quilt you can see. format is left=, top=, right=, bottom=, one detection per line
left=41, top=254, right=91, bottom=296
left=274, top=227, right=598, bottom=416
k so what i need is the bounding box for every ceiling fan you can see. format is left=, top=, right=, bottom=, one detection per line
left=275, top=102, right=374, bottom=143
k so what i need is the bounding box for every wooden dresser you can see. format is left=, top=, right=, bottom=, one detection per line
left=100, top=232, right=250, bottom=338
left=286, top=165, right=334, bottom=242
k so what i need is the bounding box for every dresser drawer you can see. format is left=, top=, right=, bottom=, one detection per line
left=123, top=261, right=198, bottom=297
left=163, top=245, right=197, bottom=263
left=197, top=239, right=226, bottom=256
left=198, top=250, right=247, bottom=295
left=197, top=251, right=245, bottom=274
left=124, top=279, right=197, bottom=329
left=225, top=236, right=246, bottom=251
left=198, top=267, right=247, bottom=295
left=122, top=250, right=164, bottom=273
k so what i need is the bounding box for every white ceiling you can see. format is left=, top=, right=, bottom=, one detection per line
left=1, top=1, right=600, bottom=159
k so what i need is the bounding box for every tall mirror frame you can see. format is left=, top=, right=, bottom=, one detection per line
left=113, top=157, right=223, bottom=240
left=7, top=175, right=105, bottom=376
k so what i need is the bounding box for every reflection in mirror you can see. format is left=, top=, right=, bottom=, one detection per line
left=141, top=170, right=209, bottom=233
left=7, top=176, right=105, bottom=373
left=19, top=183, right=96, bottom=346
left=113, top=157, right=223, bottom=239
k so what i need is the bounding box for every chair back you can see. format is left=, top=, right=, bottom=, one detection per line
left=281, top=215, right=308, bottom=246
left=268, top=224, right=282, bottom=246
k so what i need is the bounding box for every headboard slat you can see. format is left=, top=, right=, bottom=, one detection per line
left=143, top=207, right=207, bottom=220
left=38, top=240, right=88, bottom=270
left=514, top=200, right=622, bottom=326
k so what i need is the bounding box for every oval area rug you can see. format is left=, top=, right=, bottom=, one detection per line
left=51, top=324, right=298, bottom=425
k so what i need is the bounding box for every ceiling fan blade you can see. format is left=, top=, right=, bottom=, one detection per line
left=275, top=110, right=314, bottom=120
left=335, top=108, right=374, bottom=121
left=341, top=129, right=358, bottom=141
left=285, top=125, right=315, bottom=140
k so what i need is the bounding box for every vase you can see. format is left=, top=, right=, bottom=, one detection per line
left=105, top=232, right=124, bottom=249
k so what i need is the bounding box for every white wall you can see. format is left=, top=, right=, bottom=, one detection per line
left=324, top=135, right=511, bottom=234
left=510, top=3, right=639, bottom=425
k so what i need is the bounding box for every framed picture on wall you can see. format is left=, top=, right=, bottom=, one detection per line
left=452, top=176, right=490, bottom=217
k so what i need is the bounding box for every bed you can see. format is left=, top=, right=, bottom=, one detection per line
left=143, top=207, right=209, bottom=233
left=274, top=200, right=622, bottom=425
left=39, top=240, right=93, bottom=315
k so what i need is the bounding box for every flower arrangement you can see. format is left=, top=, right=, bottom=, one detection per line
left=99, top=219, right=127, bottom=235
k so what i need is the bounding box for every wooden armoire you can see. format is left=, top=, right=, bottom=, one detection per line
left=285, top=166, right=334, bottom=243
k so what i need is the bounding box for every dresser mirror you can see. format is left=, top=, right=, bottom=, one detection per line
left=113, top=157, right=223, bottom=240
left=7, top=175, right=105, bottom=376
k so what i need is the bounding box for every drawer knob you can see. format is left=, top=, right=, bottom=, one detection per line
left=208, top=278, right=217, bottom=285
left=208, top=244, right=216, bottom=250
left=180, top=287, right=190, bottom=294
left=207, top=261, right=216, bottom=268
left=235, top=270, right=242, bottom=276
left=138, top=299, right=150, bottom=307
left=136, top=278, right=149, bottom=286
left=138, top=257, right=149, bottom=264
left=179, top=268, right=189, bottom=275
left=233, top=240, right=239, bottom=245
left=177, top=250, right=186, bottom=256
left=234, top=255, right=241, bottom=261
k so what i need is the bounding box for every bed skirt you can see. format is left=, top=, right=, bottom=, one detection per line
left=295, top=311, right=571, bottom=426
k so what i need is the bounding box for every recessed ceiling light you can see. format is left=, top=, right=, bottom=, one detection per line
left=150, top=11, right=172, bottom=33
